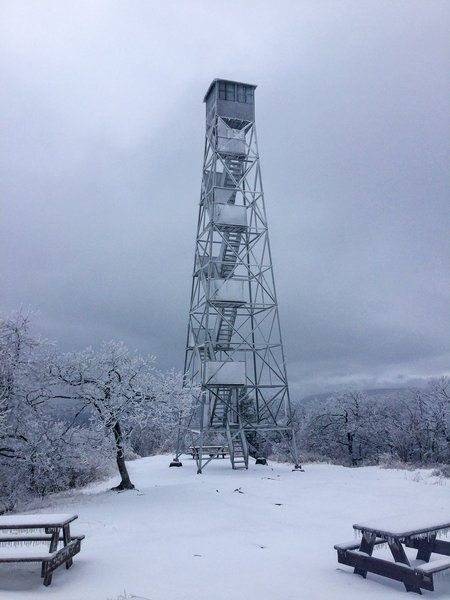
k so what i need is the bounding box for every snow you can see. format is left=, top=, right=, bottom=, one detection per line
left=416, top=557, right=450, bottom=573
left=205, top=360, right=246, bottom=385
left=210, top=279, right=245, bottom=304
left=0, top=548, right=58, bottom=562
left=0, top=456, right=449, bottom=600
left=0, top=514, right=76, bottom=529
left=353, top=513, right=450, bottom=538
left=213, top=203, right=247, bottom=228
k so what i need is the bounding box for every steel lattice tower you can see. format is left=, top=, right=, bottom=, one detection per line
left=174, top=79, right=300, bottom=473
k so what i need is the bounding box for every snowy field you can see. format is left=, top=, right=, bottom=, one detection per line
left=0, top=455, right=449, bottom=600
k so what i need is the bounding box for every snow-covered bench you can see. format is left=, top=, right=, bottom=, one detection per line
left=335, top=514, right=450, bottom=593
left=0, top=513, right=84, bottom=586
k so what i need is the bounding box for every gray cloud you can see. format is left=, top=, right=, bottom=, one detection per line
left=1, top=1, right=449, bottom=398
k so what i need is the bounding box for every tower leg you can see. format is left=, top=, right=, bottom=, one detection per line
left=290, top=427, right=304, bottom=471
left=169, top=412, right=184, bottom=467
left=195, top=436, right=204, bottom=474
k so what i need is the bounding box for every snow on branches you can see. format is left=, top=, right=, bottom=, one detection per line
left=0, top=312, right=194, bottom=510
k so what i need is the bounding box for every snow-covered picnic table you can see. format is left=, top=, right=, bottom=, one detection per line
left=189, top=445, right=228, bottom=459
left=335, top=513, right=450, bottom=594
left=0, top=513, right=84, bottom=586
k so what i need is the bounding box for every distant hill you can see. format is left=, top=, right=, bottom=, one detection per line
left=296, top=387, right=410, bottom=407
left=46, top=398, right=93, bottom=426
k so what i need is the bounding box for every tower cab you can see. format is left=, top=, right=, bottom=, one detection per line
left=204, top=79, right=257, bottom=128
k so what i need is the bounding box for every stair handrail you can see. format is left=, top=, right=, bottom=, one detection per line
left=225, top=421, right=234, bottom=466
left=238, top=417, right=249, bottom=469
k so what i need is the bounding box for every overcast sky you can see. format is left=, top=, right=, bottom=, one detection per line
left=1, top=1, right=449, bottom=398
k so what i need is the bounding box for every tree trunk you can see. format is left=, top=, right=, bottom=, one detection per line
left=347, top=431, right=357, bottom=466
left=111, top=420, right=135, bottom=491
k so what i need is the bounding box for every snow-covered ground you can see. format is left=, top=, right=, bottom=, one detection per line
left=0, top=456, right=449, bottom=600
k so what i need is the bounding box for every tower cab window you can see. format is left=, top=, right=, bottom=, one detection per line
left=218, top=82, right=254, bottom=104
left=237, top=85, right=253, bottom=104
left=219, top=82, right=235, bottom=101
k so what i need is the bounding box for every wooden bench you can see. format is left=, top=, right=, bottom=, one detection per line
left=334, top=537, right=387, bottom=552
left=415, top=557, right=450, bottom=575
left=335, top=514, right=450, bottom=594
left=0, top=513, right=84, bottom=586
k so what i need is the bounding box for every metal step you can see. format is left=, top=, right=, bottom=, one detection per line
left=199, top=346, right=213, bottom=361
left=226, top=422, right=249, bottom=470
left=215, top=306, right=237, bottom=349
left=210, top=387, right=231, bottom=427
left=219, top=230, right=242, bottom=278
left=222, top=156, right=244, bottom=202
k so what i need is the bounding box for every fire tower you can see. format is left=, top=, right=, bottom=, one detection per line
left=175, top=79, right=300, bottom=473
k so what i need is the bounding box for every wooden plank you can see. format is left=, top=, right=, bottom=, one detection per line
left=353, top=516, right=450, bottom=540
left=0, top=535, right=84, bottom=586
left=0, top=549, right=59, bottom=562
left=415, top=534, right=436, bottom=562
left=354, top=531, right=375, bottom=578
left=334, top=538, right=386, bottom=552
left=0, top=534, right=60, bottom=542
left=334, top=541, right=360, bottom=551
left=0, top=514, right=78, bottom=530
left=42, top=538, right=82, bottom=585
left=415, top=557, right=450, bottom=574
left=0, top=534, right=84, bottom=544
left=48, top=527, right=59, bottom=554
left=62, top=525, right=72, bottom=569
left=0, top=536, right=84, bottom=562
left=337, top=549, right=433, bottom=593
left=405, top=536, right=450, bottom=557
left=387, top=537, right=410, bottom=566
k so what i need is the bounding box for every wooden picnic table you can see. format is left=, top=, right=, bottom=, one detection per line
left=335, top=514, right=450, bottom=594
left=0, top=513, right=84, bottom=586
left=189, top=445, right=228, bottom=459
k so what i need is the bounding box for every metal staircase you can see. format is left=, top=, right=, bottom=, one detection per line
left=223, top=155, right=243, bottom=194
left=210, top=387, right=230, bottom=427
left=212, top=147, right=245, bottom=352
left=202, top=148, right=246, bottom=462
left=226, top=421, right=249, bottom=470
left=218, top=230, right=243, bottom=278
left=198, top=341, right=211, bottom=360
left=215, top=306, right=237, bottom=350
left=197, top=330, right=213, bottom=362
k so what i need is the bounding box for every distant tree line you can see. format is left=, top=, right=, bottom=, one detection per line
left=294, top=381, right=449, bottom=469
left=0, top=310, right=192, bottom=513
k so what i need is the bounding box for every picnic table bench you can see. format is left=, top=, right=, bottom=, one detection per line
left=335, top=514, right=450, bottom=594
left=189, top=445, right=228, bottom=459
left=0, top=513, right=84, bottom=586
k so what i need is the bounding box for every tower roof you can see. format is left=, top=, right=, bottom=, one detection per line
left=203, top=78, right=257, bottom=103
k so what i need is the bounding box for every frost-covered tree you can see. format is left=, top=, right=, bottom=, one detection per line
left=0, top=311, right=56, bottom=508
left=51, top=343, right=193, bottom=490
left=384, top=379, right=450, bottom=465
left=424, top=377, right=449, bottom=464
left=0, top=310, right=43, bottom=461
left=0, top=311, right=115, bottom=512
left=0, top=310, right=194, bottom=508
left=297, top=378, right=450, bottom=468
left=51, top=342, right=153, bottom=490
left=302, top=391, right=379, bottom=465
left=128, top=368, right=194, bottom=457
